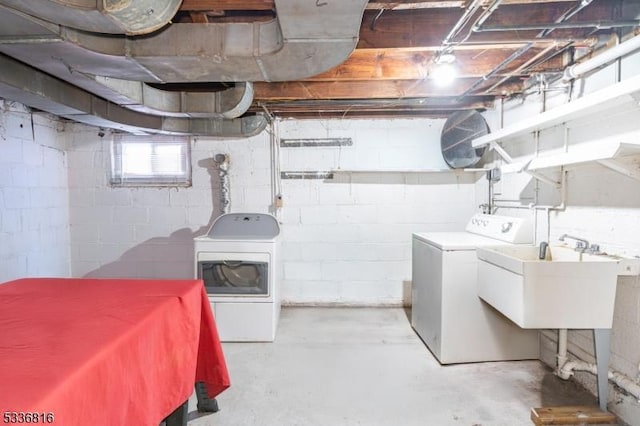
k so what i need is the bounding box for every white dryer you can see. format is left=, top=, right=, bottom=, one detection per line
left=194, top=213, right=281, bottom=342
left=412, top=213, right=539, bottom=364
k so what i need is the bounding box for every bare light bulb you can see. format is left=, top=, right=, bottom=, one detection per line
left=431, top=54, right=458, bottom=87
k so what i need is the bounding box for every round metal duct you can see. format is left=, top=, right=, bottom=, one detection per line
left=440, top=110, right=489, bottom=169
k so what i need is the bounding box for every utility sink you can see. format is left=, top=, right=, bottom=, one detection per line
left=477, top=245, right=638, bottom=329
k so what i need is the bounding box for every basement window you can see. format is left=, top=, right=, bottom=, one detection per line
left=109, top=135, right=191, bottom=187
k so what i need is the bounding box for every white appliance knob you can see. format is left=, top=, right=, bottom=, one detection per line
left=501, top=222, right=513, bottom=233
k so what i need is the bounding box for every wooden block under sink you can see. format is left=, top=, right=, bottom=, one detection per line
left=531, top=406, right=617, bottom=425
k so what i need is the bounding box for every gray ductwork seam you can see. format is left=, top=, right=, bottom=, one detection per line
left=0, top=0, right=181, bottom=35
left=0, top=54, right=267, bottom=137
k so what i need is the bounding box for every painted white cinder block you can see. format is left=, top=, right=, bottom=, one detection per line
left=1, top=209, right=21, bottom=234
left=2, top=188, right=29, bottom=209
left=68, top=189, right=96, bottom=207
left=0, top=102, right=70, bottom=282
left=22, top=140, right=44, bottom=167
left=113, top=206, right=148, bottom=224
left=299, top=205, right=340, bottom=225
left=336, top=205, right=378, bottom=224
left=2, top=140, right=24, bottom=164
left=65, top=118, right=476, bottom=308
left=4, top=110, right=33, bottom=141
left=94, top=189, right=133, bottom=207
left=67, top=130, right=273, bottom=279
left=284, top=262, right=322, bottom=281
left=11, top=165, right=41, bottom=187
left=186, top=188, right=214, bottom=207
left=317, top=184, right=354, bottom=205
left=281, top=183, right=319, bottom=206
left=168, top=189, right=190, bottom=207
left=98, top=222, right=137, bottom=244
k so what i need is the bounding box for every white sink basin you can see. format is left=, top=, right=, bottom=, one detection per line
left=476, top=245, right=634, bottom=329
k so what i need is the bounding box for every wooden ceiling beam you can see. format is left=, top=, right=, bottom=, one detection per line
left=252, top=100, right=493, bottom=111
left=249, top=97, right=496, bottom=119
left=358, top=2, right=616, bottom=48
left=253, top=78, right=507, bottom=100
left=366, top=0, right=579, bottom=11
left=189, top=12, right=210, bottom=23
left=304, top=46, right=564, bottom=81
left=179, top=0, right=580, bottom=12
left=254, top=110, right=485, bottom=119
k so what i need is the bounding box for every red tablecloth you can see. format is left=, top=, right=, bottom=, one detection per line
left=0, top=278, right=230, bottom=425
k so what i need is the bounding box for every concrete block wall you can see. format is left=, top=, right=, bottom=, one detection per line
left=66, top=118, right=479, bottom=305
left=480, top=53, right=640, bottom=424
left=0, top=101, right=70, bottom=282
left=66, top=124, right=271, bottom=279
left=277, top=119, right=477, bottom=305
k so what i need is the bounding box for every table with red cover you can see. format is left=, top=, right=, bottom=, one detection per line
left=0, top=278, right=230, bottom=426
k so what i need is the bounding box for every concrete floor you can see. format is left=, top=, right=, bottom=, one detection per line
left=187, top=307, right=597, bottom=426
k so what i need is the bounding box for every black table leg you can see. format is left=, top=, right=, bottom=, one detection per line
left=195, top=381, right=219, bottom=413
left=164, top=400, right=188, bottom=426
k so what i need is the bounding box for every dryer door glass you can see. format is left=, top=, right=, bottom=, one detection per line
left=198, top=260, right=269, bottom=296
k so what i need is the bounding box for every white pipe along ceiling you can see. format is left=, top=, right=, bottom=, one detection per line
left=0, top=0, right=368, bottom=136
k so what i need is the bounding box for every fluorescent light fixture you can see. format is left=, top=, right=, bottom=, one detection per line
left=431, top=53, right=458, bottom=87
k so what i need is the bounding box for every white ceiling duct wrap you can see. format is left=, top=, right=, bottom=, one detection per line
left=0, top=0, right=181, bottom=35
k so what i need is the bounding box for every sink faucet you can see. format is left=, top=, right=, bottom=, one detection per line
left=559, top=234, right=590, bottom=253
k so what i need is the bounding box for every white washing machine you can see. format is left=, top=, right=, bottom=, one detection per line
left=411, top=213, right=540, bottom=364
left=194, top=213, right=281, bottom=342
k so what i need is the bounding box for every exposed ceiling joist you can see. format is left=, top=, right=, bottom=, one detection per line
left=357, top=2, right=618, bottom=48
left=253, top=78, right=520, bottom=100
left=0, top=0, right=632, bottom=122
left=303, top=46, right=565, bottom=81
left=189, top=12, right=209, bottom=23
left=179, top=0, right=581, bottom=13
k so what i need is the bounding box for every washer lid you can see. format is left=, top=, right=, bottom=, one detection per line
left=413, top=232, right=516, bottom=251
left=207, top=213, right=280, bottom=240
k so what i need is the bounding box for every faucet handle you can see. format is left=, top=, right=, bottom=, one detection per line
left=575, top=241, right=587, bottom=250
left=588, top=244, right=601, bottom=254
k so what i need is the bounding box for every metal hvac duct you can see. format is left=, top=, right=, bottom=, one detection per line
left=0, top=0, right=367, bottom=134
left=0, top=0, right=181, bottom=35
left=89, top=77, right=255, bottom=119
left=0, top=54, right=267, bottom=137
left=0, top=0, right=368, bottom=83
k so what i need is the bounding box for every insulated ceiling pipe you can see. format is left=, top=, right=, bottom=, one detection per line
left=0, top=0, right=181, bottom=35
left=563, top=34, right=640, bottom=81
left=0, top=54, right=267, bottom=137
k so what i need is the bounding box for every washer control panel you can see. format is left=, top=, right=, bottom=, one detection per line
left=465, top=213, right=532, bottom=243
